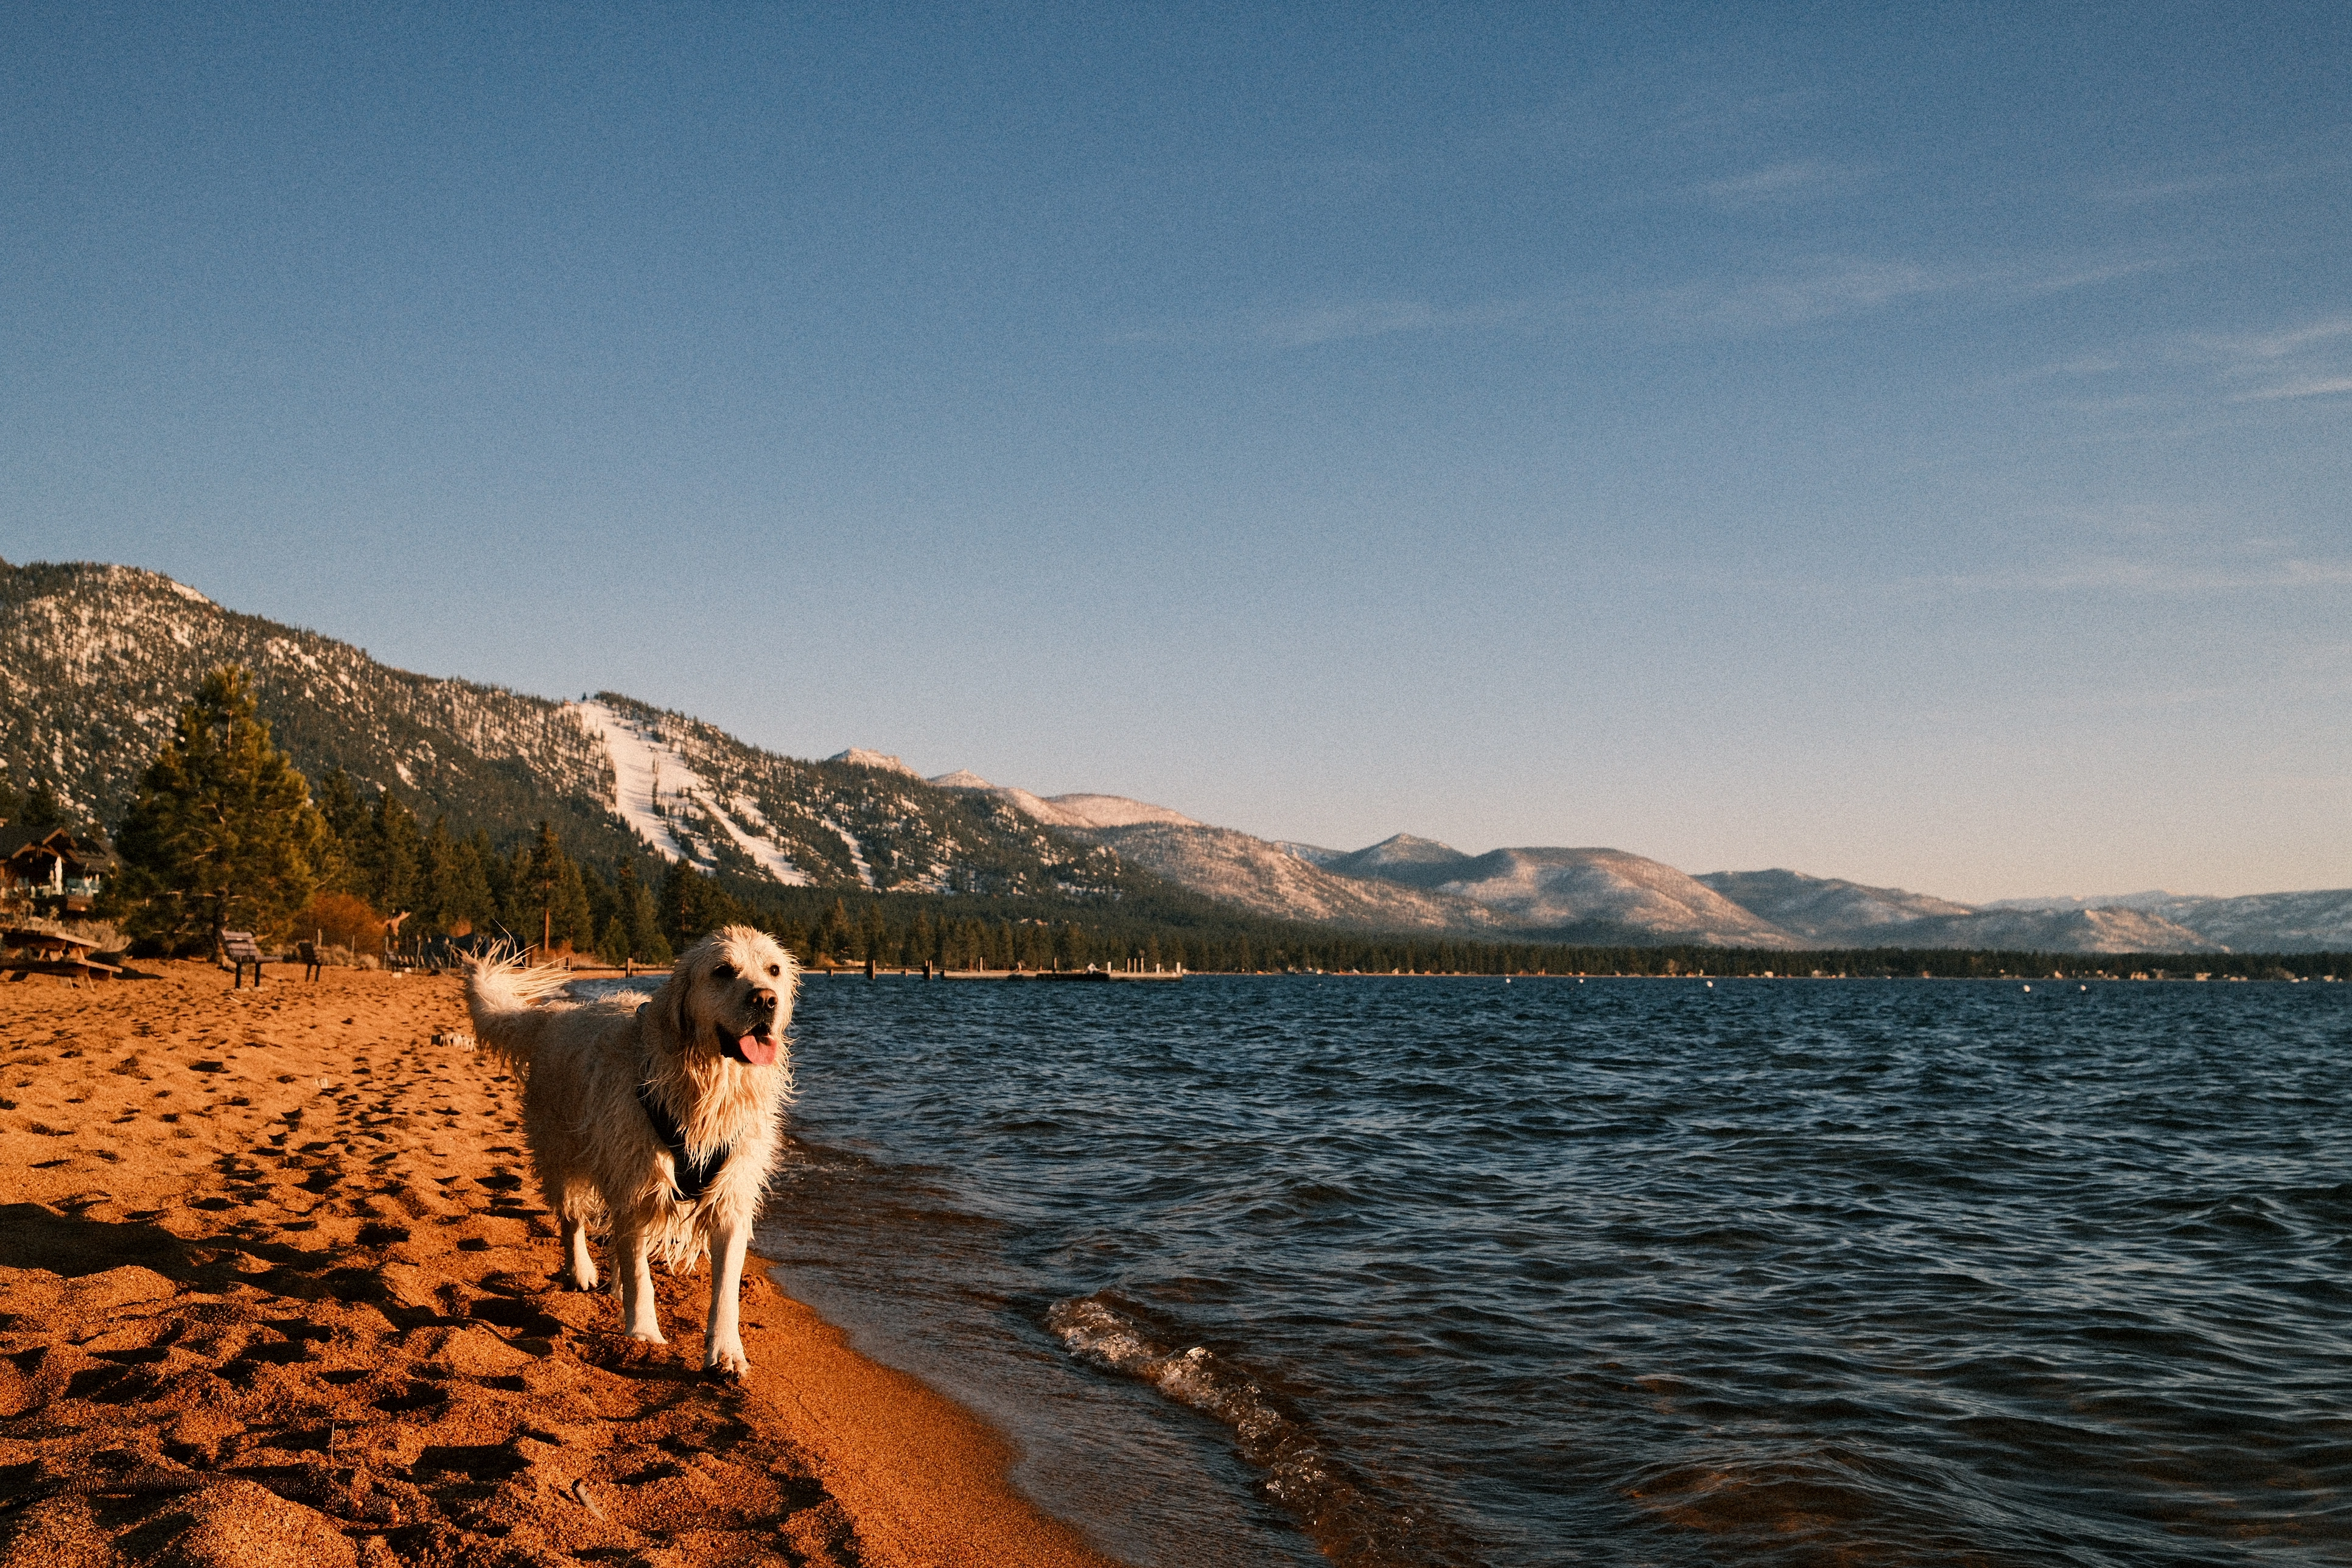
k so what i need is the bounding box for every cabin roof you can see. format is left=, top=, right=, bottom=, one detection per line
left=0, top=827, right=121, bottom=875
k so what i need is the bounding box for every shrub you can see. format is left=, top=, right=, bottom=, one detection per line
left=294, top=890, right=383, bottom=954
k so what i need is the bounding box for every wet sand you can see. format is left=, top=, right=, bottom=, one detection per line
left=0, top=961, right=1124, bottom=1568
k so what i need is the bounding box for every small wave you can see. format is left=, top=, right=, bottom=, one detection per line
left=1047, top=1292, right=1480, bottom=1568
left=564, top=975, right=665, bottom=999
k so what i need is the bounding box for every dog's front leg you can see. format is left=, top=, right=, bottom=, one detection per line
left=702, top=1218, right=752, bottom=1379
left=615, top=1223, right=665, bottom=1343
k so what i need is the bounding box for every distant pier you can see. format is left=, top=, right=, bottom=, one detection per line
left=939, top=965, right=1181, bottom=982
left=804, top=962, right=1183, bottom=982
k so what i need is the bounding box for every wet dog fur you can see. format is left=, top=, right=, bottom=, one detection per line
left=464, top=925, right=798, bottom=1378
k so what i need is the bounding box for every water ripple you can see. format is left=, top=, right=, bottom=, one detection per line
left=763, top=977, right=2352, bottom=1566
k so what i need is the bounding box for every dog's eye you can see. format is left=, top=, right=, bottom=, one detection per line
left=766, top=964, right=781, bottom=978
left=712, top=964, right=736, bottom=982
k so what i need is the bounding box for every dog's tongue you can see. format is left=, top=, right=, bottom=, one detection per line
left=735, top=1033, right=778, bottom=1066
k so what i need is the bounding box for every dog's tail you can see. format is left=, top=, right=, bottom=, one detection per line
left=463, top=948, right=574, bottom=1074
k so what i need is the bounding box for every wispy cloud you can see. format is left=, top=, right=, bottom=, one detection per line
left=1642, top=253, right=2165, bottom=334
left=2017, top=257, right=2175, bottom=293
left=1937, top=556, right=2352, bottom=594
left=1998, top=313, right=2352, bottom=414
left=1121, top=251, right=2175, bottom=355
left=1113, top=296, right=1546, bottom=352
left=2009, top=355, right=2127, bottom=382
left=2199, top=316, right=2352, bottom=402
left=2089, top=152, right=2352, bottom=206
left=1691, top=159, right=1869, bottom=205
left=1256, top=299, right=1447, bottom=348
left=2210, top=317, right=2352, bottom=362
left=1646, top=260, right=1950, bottom=329
left=2233, top=375, right=2352, bottom=403
left=1916, top=509, right=2352, bottom=596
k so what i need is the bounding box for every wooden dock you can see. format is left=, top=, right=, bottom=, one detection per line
left=937, top=967, right=1182, bottom=982
left=797, top=962, right=1185, bottom=982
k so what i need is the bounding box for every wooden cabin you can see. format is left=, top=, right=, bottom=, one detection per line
left=0, top=828, right=121, bottom=915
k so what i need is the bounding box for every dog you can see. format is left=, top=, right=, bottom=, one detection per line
left=464, top=925, right=797, bottom=1379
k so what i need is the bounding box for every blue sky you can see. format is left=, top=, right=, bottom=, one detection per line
left=5, top=2, right=2347, bottom=900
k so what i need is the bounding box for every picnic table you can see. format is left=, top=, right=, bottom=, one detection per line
left=2, top=926, right=122, bottom=986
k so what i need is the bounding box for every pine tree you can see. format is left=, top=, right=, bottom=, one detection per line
left=365, top=790, right=421, bottom=914
left=111, top=665, right=331, bottom=953
left=514, top=821, right=593, bottom=953
left=816, top=898, right=851, bottom=965
left=315, top=768, right=366, bottom=850
left=615, top=860, right=666, bottom=963
left=18, top=780, right=73, bottom=834
left=550, top=855, right=595, bottom=949
left=439, top=828, right=499, bottom=938
left=656, top=858, right=737, bottom=948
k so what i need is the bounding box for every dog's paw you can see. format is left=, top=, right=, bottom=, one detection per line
left=703, top=1341, right=751, bottom=1381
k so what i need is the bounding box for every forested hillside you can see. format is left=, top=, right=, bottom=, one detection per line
left=0, top=559, right=1124, bottom=910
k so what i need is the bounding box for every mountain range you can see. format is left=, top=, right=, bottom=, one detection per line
left=5, top=558, right=2344, bottom=954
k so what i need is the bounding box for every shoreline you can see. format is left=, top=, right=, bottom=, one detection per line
left=0, top=961, right=1126, bottom=1567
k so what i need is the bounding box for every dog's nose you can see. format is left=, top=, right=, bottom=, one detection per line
left=749, top=987, right=777, bottom=1012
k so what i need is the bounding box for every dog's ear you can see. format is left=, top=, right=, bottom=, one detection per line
left=672, top=959, right=693, bottom=1045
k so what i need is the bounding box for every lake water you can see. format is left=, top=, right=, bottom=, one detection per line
left=746, top=974, right=2350, bottom=1567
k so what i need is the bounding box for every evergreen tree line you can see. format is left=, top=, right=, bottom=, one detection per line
left=0, top=776, right=78, bottom=836
left=308, top=772, right=669, bottom=964
left=666, top=879, right=2350, bottom=982
left=79, top=664, right=2345, bottom=979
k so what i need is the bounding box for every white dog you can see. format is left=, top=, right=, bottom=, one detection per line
left=464, top=925, right=797, bottom=1379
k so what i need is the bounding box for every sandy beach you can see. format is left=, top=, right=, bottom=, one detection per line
left=0, top=961, right=1124, bottom=1568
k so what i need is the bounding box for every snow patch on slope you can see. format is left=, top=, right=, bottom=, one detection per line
left=821, top=818, right=877, bottom=889
left=570, top=700, right=811, bottom=885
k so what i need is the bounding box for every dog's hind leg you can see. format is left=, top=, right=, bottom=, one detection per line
left=702, top=1217, right=751, bottom=1380
left=554, top=1178, right=602, bottom=1292
left=615, top=1220, right=665, bottom=1343
left=559, top=1210, right=599, bottom=1292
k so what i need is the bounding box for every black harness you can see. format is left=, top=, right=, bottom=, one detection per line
left=635, top=1079, right=727, bottom=1202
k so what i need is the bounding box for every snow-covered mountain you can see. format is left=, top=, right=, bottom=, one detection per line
left=1981, top=889, right=2352, bottom=952
left=1696, top=869, right=1976, bottom=939
left=1074, top=824, right=1496, bottom=933
left=11, top=557, right=2337, bottom=953
left=827, top=747, right=923, bottom=778
left=926, top=772, right=1202, bottom=830
left=929, top=758, right=2342, bottom=952
left=0, top=560, right=1125, bottom=900
left=1980, top=891, right=2183, bottom=913
left=1325, top=838, right=1797, bottom=945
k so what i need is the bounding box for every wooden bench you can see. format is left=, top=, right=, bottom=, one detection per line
left=222, top=929, right=266, bottom=988
left=298, top=940, right=323, bottom=982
